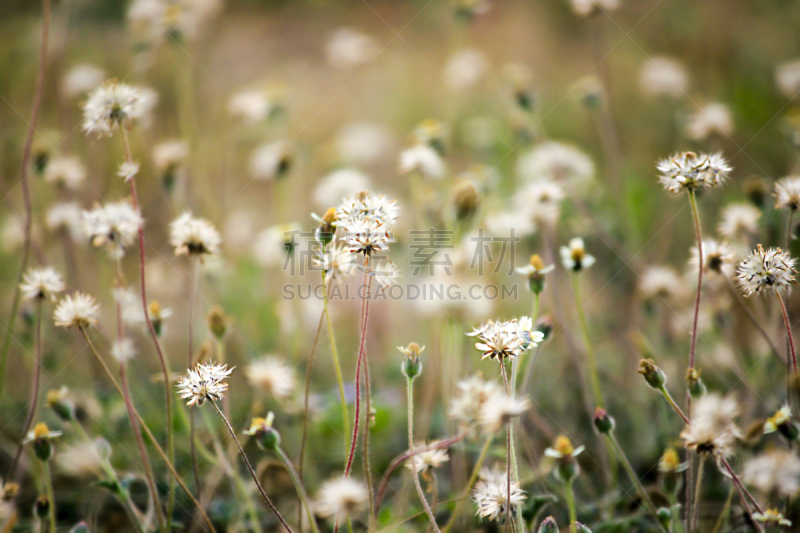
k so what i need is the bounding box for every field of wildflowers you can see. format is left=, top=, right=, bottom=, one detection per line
left=1, top=1, right=800, bottom=532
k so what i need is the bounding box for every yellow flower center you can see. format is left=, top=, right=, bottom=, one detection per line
left=33, top=422, right=50, bottom=439
left=554, top=435, right=574, bottom=456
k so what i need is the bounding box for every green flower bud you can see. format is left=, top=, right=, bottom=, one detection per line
left=593, top=408, right=615, bottom=435
left=637, top=359, right=667, bottom=389
left=35, top=495, right=49, bottom=518
left=47, top=387, right=74, bottom=422
left=686, top=368, right=706, bottom=399
left=244, top=413, right=281, bottom=451
left=399, top=343, right=425, bottom=380
left=538, top=516, right=559, bottom=533
left=657, top=507, right=672, bottom=530
left=536, top=315, right=553, bottom=341
left=576, top=523, right=593, bottom=533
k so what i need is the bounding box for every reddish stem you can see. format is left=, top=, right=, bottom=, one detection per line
left=778, top=296, right=798, bottom=374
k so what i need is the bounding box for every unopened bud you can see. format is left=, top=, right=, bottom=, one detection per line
left=47, top=387, right=74, bottom=421
left=399, top=343, right=425, bottom=380
left=317, top=207, right=337, bottom=247
left=576, top=523, right=593, bottom=533
left=657, top=507, right=672, bottom=530
left=453, top=180, right=480, bottom=221
left=245, top=413, right=281, bottom=451
left=538, top=516, right=558, bottom=533
left=686, top=368, right=706, bottom=399
left=535, top=315, right=553, bottom=341
left=206, top=306, right=230, bottom=341
left=2, top=481, right=20, bottom=501
left=35, top=495, right=49, bottom=518
left=637, top=359, right=667, bottom=389
left=593, top=408, right=615, bottom=434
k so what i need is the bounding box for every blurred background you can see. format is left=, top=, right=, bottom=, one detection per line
left=2, top=0, right=800, bottom=531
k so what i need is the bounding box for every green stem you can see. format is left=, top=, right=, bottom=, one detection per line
left=43, top=461, right=56, bottom=533
left=323, top=274, right=350, bottom=460
left=276, top=446, right=321, bottom=533
left=607, top=433, right=667, bottom=533
left=406, top=376, right=441, bottom=533
left=564, top=479, right=577, bottom=533
left=658, top=385, right=690, bottom=424
left=692, top=455, right=704, bottom=533
left=507, top=362, right=525, bottom=533
left=210, top=400, right=294, bottom=533
left=441, top=435, right=493, bottom=533
left=571, top=274, right=603, bottom=408
left=686, top=190, right=703, bottom=533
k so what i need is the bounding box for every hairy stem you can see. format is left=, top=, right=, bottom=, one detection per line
left=778, top=296, right=797, bottom=374
left=43, top=460, right=56, bottom=533
left=407, top=376, right=441, bottom=532
left=571, top=274, right=603, bottom=408
left=210, top=400, right=293, bottom=533
left=692, top=455, right=704, bottom=532
left=658, top=385, right=690, bottom=424
left=277, top=446, right=321, bottom=533
left=322, top=273, right=349, bottom=459
left=564, top=479, right=577, bottom=533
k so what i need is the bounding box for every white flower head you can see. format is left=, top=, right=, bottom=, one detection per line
left=336, top=191, right=399, bottom=229
left=342, top=218, right=392, bottom=257
left=468, top=319, right=531, bottom=362
left=690, top=240, right=735, bottom=275
left=44, top=155, right=85, bottom=190
left=776, top=59, right=800, bottom=99
left=169, top=212, right=221, bottom=257
left=679, top=393, right=740, bottom=458
left=743, top=449, right=800, bottom=498
left=449, top=374, right=503, bottom=436
left=444, top=49, right=489, bottom=91
left=406, top=442, right=449, bottom=473
left=118, top=161, right=140, bottom=183
left=54, top=292, right=100, bottom=329
left=560, top=237, right=595, bottom=272
left=479, top=392, right=531, bottom=432
left=736, top=245, right=797, bottom=296
left=314, top=242, right=358, bottom=282
left=62, top=64, right=105, bottom=99
left=517, top=142, right=594, bottom=191
left=20, top=267, right=64, bottom=302
left=325, top=27, right=379, bottom=69
left=513, top=179, right=565, bottom=227
left=248, top=142, right=292, bottom=181
left=314, top=169, right=371, bottom=208
left=570, top=0, right=619, bottom=17
left=472, top=477, right=526, bottom=521
left=82, top=80, right=152, bottom=136
left=686, top=103, right=733, bottom=141
left=315, top=476, right=369, bottom=518
left=47, top=202, right=83, bottom=239
left=111, top=338, right=136, bottom=363
left=657, top=152, right=731, bottom=194
left=718, top=203, right=761, bottom=242
left=245, top=356, right=297, bottom=400
left=775, top=176, right=800, bottom=211
left=639, top=57, right=688, bottom=98
left=752, top=509, right=792, bottom=527
left=398, top=144, right=447, bottom=180
left=82, top=201, right=143, bottom=260
left=640, top=266, right=687, bottom=302
left=152, top=140, right=189, bottom=173
left=177, top=362, right=233, bottom=406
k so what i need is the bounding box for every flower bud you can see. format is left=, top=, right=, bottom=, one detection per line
left=244, top=413, right=281, bottom=451
left=593, top=408, right=615, bottom=435
left=576, top=523, right=593, bottom=533
left=535, top=315, right=553, bottom=341
left=637, top=359, right=666, bottom=389
left=399, top=343, right=425, bottom=380
left=537, top=516, right=559, bottom=533
left=452, top=180, right=480, bottom=221
left=658, top=448, right=685, bottom=496
left=317, top=208, right=337, bottom=248
left=69, top=522, right=90, bottom=533
left=35, top=495, right=50, bottom=518
left=47, top=387, right=75, bottom=421
left=206, top=306, right=230, bottom=341
left=527, top=254, right=548, bottom=294
left=149, top=300, right=164, bottom=337
left=686, top=368, right=706, bottom=399
left=1, top=481, right=19, bottom=501
left=657, top=507, right=672, bottom=530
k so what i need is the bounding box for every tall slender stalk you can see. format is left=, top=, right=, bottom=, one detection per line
left=187, top=256, right=202, bottom=494
left=441, top=435, right=493, bottom=533
left=43, top=460, right=56, bottom=533
left=719, top=457, right=763, bottom=533
left=122, top=126, right=176, bottom=529
left=8, top=299, right=43, bottom=479
left=785, top=210, right=794, bottom=410
left=363, top=346, right=375, bottom=532
left=276, top=446, right=321, bottom=533
left=564, top=479, right=577, bottom=533
left=210, top=400, right=294, bottom=533
left=406, top=376, right=441, bottom=533
left=571, top=274, right=603, bottom=408
left=0, top=0, right=50, bottom=403
left=322, top=272, right=350, bottom=459
left=778, top=296, right=797, bottom=374
left=692, top=456, right=704, bottom=532
left=78, top=327, right=217, bottom=533
left=657, top=385, right=690, bottom=424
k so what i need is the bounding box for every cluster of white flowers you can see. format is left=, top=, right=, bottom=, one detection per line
left=736, top=245, right=797, bottom=296
left=245, top=356, right=297, bottom=400
left=449, top=374, right=531, bottom=436
left=82, top=81, right=157, bottom=136
left=169, top=212, right=222, bottom=257
left=20, top=267, right=64, bottom=302
left=679, top=393, right=740, bottom=459
left=472, top=475, right=526, bottom=521
left=335, top=192, right=399, bottom=258
left=467, top=317, right=542, bottom=362
left=176, top=362, right=233, bottom=406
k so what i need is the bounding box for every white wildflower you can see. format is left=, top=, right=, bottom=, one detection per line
left=62, top=65, right=105, bottom=98
left=560, top=237, right=595, bottom=272
left=176, top=362, right=233, bottom=407
left=736, top=245, right=796, bottom=296
left=117, top=161, right=140, bottom=183
left=657, top=152, right=731, bottom=194
left=639, top=57, right=688, bottom=98
left=679, top=393, right=740, bottom=458
left=20, top=267, right=64, bottom=302
left=406, top=443, right=449, bottom=473
left=472, top=477, right=526, bottom=521
left=248, top=142, right=292, bottom=181
left=775, top=176, right=800, bottom=211
left=718, top=203, right=761, bottom=242
left=516, top=141, right=594, bottom=191
left=479, top=392, right=531, bottom=432
left=776, top=59, right=800, bottom=99
left=314, top=169, right=371, bottom=208
left=54, top=292, right=100, bottom=329
left=444, top=49, right=489, bottom=91
left=82, top=201, right=142, bottom=260
left=44, top=155, right=85, bottom=190
left=315, top=476, right=369, bottom=518
left=325, top=27, right=378, bottom=68
left=169, top=212, right=221, bottom=257
left=743, top=449, right=800, bottom=498
left=245, top=356, right=297, bottom=400
left=111, top=338, right=136, bottom=363
left=686, top=102, right=733, bottom=141
left=398, top=144, right=447, bottom=179
left=82, top=81, right=154, bottom=136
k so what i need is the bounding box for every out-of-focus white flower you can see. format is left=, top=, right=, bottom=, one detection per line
left=449, top=375, right=502, bottom=436
left=248, top=142, right=292, bottom=181
left=111, top=338, right=137, bottom=363
left=689, top=240, right=735, bottom=275
left=177, top=362, right=233, bottom=407
left=336, top=192, right=400, bottom=229
left=314, top=243, right=357, bottom=282
left=169, top=212, right=221, bottom=257
left=406, top=443, right=449, bottom=473
left=325, top=27, right=379, bottom=68
left=62, top=65, right=105, bottom=98
left=56, top=439, right=108, bottom=477
left=342, top=217, right=392, bottom=257
left=516, top=141, right=594, bottom=190
left=514, top=179, right=565, bottom=227
left=47, top=202, right=84, bottom=242
left=560, top=237, right=595, bottom=272
left=736, top=245, right=796, bottom=296
left=229, top=84, right=286, bottom=123
left=679, top=393, right=740, bottom=458
left=743, top=449, right=800, bottom=498
left=467, top=318, right=541, bottom=362
left=117, top=161, right=140, bottom=183
left=152, top=140, right=189, bottom=174
left=718, top=203, right=761, bottom=242
left=246, top=356, right=297, bottom=400
left=444, top=49, right=489, bottom=92
left=314, top=169, right=371, bottom=208
left=639, top=57, right=688, bottom=98
left=570, top=0, right=619, bottom=17
left=776, top=59, right=800, bottom=99
left=20, top=267, right=64, bottom=302
left=336, top=122, right=393, bottom=166
left=398, top=144, right=447, bottom=179
left=479, top=392, right=531, bottom=432
left=82, top=81, right=157, bottom=136
left=657, top=152, right=731, bottom=194
left=686, top=103, right=733, bottom=141
left=315, top=476, right=369, bottom=518
left=775, top=176, right=800, bottom=211
left=640, top=266, right=687, bottom=302
left=54, top=292, right=100, bottom=329
left=483, top=210, right=536, bottom=238
left=44, top=155, right=85, bottom=190
left=472, top=477, right=526, bottom=521
left=251, top=223, right=302, bottom=268
left=128, top=0, right=223, bottom=44
left=370, top=258, right=401, bottom=288
left=752, top=509, right=792, bottom=528
left=82, top=201, right=143, bottom=260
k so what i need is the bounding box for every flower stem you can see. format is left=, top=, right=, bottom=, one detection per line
left=187, top=256, right=202, bottom=495
left=0, top=0, right=50, bottom=404
left=406, top=376, right=442, bottom=532
left=123, top=125, right=176, bottom=532
left=723, top=275, right=784, bottom=366
left=78, top=327, right=217, bottom=533
left=210, top=400, right=294, bottom=533
left=363, top=345, right=375, bottom=532
left=719, top=457, right=763, bottom=533
left=692, top=455, right=704, bottom=532
left=441, top=435, right=493, bottom=533
left=571, top=273, right=603, bottom=408
left=322, top=273, right=350, bottom=460
left=8, top=298, right=43, bottom=479
left=564, top=479, right=577, bottom=533
left=658, top=385, right=690, bottom=424
left=276, top=446, right=321, bottom=533
left=43, top=460, right=56, bottom=533
left=778, top=296, right=797, bottom=374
